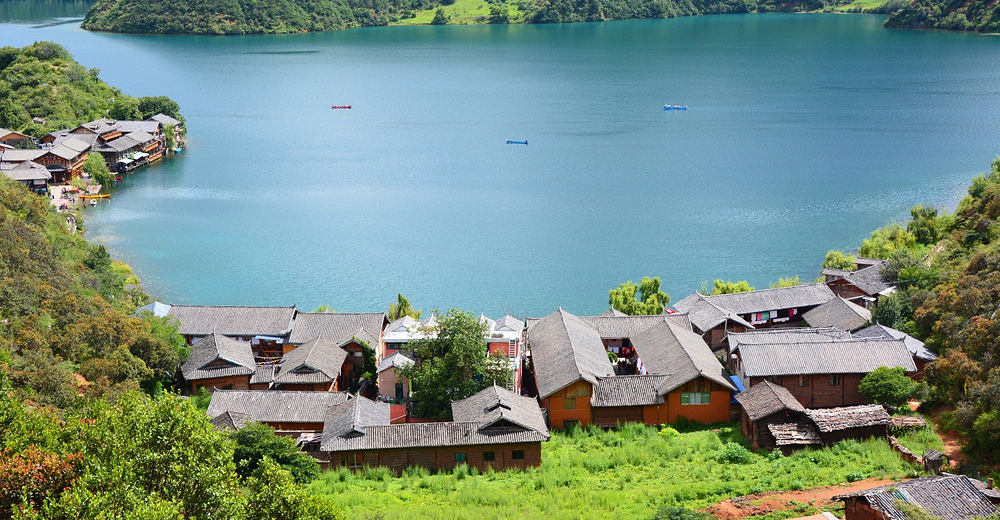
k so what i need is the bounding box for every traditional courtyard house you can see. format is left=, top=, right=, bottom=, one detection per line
left=180, top=333, right=256, bottom=392
left=321, top=385, right=548, bottom=474
left=37, top=138, right=91, bottom=182
left=823, top=258, right=895, bottom=307
left=673, top=284, right=836, bottom=349
left=1, top=161, right=51, bottom=193
left=206, top=389, right=349, bottom=432
left=273, top=336, right=348, bottom=391
left=804, top=405, right=890, bottom=444
left=285, top=312, right=387, bottom=390
left=71, top=118, right=123, bottom=141
left=0, top=128, right=31, bottom=147
left=527, top=309, right=615, bottom=428
left=735, top=381, right=814, bottom=452
left=161, top=304, right=298, bottom=359
left=854, top=323, right=937, bottom=377
left=733, top=336, right=916, bottom=408
left=93, top=133, right=143, bottom=171
left=724, top=327, right=853, bottom=372
left=802, top=297, right=872, bottom=332
left=377, top=351, right=414, bottom=403
left=835, top=474, right=998, bottom=520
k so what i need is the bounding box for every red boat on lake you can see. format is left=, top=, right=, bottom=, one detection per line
left=331, top=105, right=352, bottom=109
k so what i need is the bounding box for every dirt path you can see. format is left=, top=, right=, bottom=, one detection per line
left=706, top=478, right=896, bottom=519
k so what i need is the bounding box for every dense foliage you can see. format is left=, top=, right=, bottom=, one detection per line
left=399, top=309, right=511, bottom=419
left=609, top=276, right=670, bottom=315
left=0, top=42, right=183, bottom=135
left=312, top=422, right=925, bottom=519
left=387, top=293, right=422, bottom=321
left=231, top=422, right=322, bottom=484
left=708, top=279, right=753, bottom=295
left=884, top=0, right=1000, bottom=33
left=0, top=385, right=339, bottom=519
left=859, top=366, right=915, bottom=406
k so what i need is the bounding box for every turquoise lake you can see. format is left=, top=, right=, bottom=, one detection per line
left=2, top=8, right=1000, bottom=316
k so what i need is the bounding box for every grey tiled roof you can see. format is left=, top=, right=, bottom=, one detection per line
left=805, top=405, right=890, bottom=433
left=167, top=305, right=296, bottom=337
left=210, top=410, right=253, bottom=431
left=0, top=149, right=45, bottom=162
left=287, top=312, right=386, bottom=345
left=803, top=297, right=872, bottom=332
left=494, top=315, right=524, bottom=331
left=77, top=118, right=119, bottom=135
left=116, top=120, right=161, bottom=134
left=834, top=261, right=894, bottom=296
left=275, top=336, right=346, bottom=385
left=735, top=381, right=806, bottom=421
left=527, top=310, right=614, bottom=398
left=94, top=134, right=140, bottom=153
left=727, top=327, right=853, bottom=353
left=768, top=422, right=822, bottom=446
left=46, top=138, right=90, bottom=160
left=320, top=422, right=549, bottom=452
left=321, top=396, right=391, bottom=442
left=451, top=385, right=547, bottom=432
left=671, top=294, right=754, bottom=333
left=377, top=351, right=414, bottom=373
left=579, top=314, right=693, bottom=339
left=835, top=475, right=998, bottom=520
left=2, top=161, right=51, bottom=182
left=124, top=130, right=156, bottom=145
left=206, top=389, right=349, bottom=424
left=738, top=338, right=917, bottom=377
left=629, top=318, right=735, bottom=392
left=148, top=113, right=182, bottom=127
left=180, top=333, right=256, bottom=381
left=598, top=308, right=628, bottom=317
left=250, top=365, right=276, bottom=385
left=854, top=324, right=937, bottom=362
left=590, top=375, right=671, bottom=407
left=674, top=284, right=836, bottom=317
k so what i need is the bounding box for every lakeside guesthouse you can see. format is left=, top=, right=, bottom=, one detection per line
left=672, top=283, right=837, bottom=351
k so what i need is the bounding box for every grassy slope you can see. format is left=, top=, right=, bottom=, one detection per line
left=310, top=423, right=928, bottom=520
left=393, top=0, right=524, bottom=25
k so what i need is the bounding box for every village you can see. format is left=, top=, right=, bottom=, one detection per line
left=0, top=114, right=185, bottom=209
left=134, top=255, right=999, bottom=520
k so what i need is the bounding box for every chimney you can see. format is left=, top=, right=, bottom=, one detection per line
left=988, top=477, right=994, bottom=490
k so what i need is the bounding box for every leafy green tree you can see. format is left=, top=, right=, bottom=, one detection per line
left=859, top=223, right=918, bottom=259
left=243, top=458, right=340, bottom=520
left=710, top=280, right=753, bottom=295
left=823, top=250, right=857, bottom=271
left=313, top=304, right=335, bottom=312
left=231, top=422, right=320, bottom=483
left=82, top=153, right=114, bottom=187
left=400, top=309, right=500, bottom=419
left=163, top=125, right=177, bottom=149
left=431, top=8, right=449, bottom=24
left=109, top=97, right=141, bottom=120
left=858, top=366, right=915, bottom=407
left=388, top=293, right=422, bottom=321
left=871, top=293, right=912, bottom=331
left=608, top=276, right=670, bottom=315
left=484, top=350, right=514, bottom=389
left=137, top=96, right=184, bottom=122
left=907, top=205, right=948, bottom=246
left=489, top=4, right=511, bottom=23
left=770, top=276, right=800, bottom=288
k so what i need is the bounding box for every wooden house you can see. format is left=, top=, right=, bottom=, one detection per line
left=673, top=284, right=836, bottom=350
left=735, top=381, right=813, bottom=452
left=854, top=324, right=937, bottom=378
left=180, top=333, right=256, bottom=392
left=35, top=138, right=90, bottom=183
left=285, top=312, right=388, bottom=391
left=805, top=405, right=890, bottom=444
left=733, top=335, right=917, bottom=408
left=272, top=336, right=348, bottom=391
left=1, top=161, right=51, bottom=193
left=320, top=385, right=549, bottom=474
left=527, top=309, right=734, bottom=428
left=802, top=297, right=872, bottom=332
left=823, top=258, right=895, bottom=307
left=71, top=119, right=123, bottom=141
left=835, top=475, right=997, bottom=520
left=161, top=304, right=298, bottom=359
left=724, top=327, right=853, bottom=372
left=0, top=128, right=31, bottom=147
left=206, top=389, right=349, bottom=432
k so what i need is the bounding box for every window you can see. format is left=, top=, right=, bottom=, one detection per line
left=512, top=450, right=524, bottom=460
left=341, top=453, right=362, bottom=469
left=681, top=392, right=711, bottom=405
left=395, top=382, right=404, bottom=401
left=563, top=397, right=577, bottom=410
left=455, top=452, right=466, bottom=463
left=799, top=375, right=809, bottom=387
left=830, top=374, right=840, bottom=386
left=483, top=451, right=496, bottom=462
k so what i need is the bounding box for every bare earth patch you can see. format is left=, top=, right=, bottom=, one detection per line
left=706, top=478, right=896, bottom=519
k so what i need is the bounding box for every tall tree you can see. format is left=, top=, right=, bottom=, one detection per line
left=608, top=276, right=670, bottom=315
left=388, top=294, right=422, bottom=321
left=399, top=309, right=506, bottom=419
left=709, top=280, right=753, bottom=295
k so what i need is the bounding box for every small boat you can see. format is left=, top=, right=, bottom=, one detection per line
left=173, top=147, right=183, bottom=153
left=506, top=139, right=528, bottom=145
left=89, top=199, right=97, bottom=206
left=114, top=176, right=123, bottom=181
left=331, top=105, right=352, bottom=109
left=663, top=105, right=688, bottom=111
left=78, top=193, right=110, bottom=199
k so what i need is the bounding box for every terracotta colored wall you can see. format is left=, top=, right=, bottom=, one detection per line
left=844, top=499, right=885, bottom=520
left=378, top=368, right=409, bottom=401
left=665, top=391, right=731, bottom=423
left=544, top=380, right=593, bottom=428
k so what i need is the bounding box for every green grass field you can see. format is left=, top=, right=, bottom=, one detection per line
left=310, top=423, right=929, bottom=520
left=831, top=0, right=888, bottom=13
left=392, top=0, right=522, bottom=26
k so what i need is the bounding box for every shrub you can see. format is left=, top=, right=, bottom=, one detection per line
left=717, top=442, right=753, bottom=464
left=846, top=471, right=865, bottom=482
left=652, top=506, right=709, bottom=520
left=859, top=366, right=916, bottom=407
left=659, top=427, right=680, bottom=439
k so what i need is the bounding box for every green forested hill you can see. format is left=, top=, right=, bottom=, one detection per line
left=883, top=0, right=1000, bottom=32
left=79, top=0, right=846, bottom=35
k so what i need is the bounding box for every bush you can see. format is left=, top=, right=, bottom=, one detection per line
left=231, top=422, right=321, bottom=483
left=652, top=506, right=709, bottom=520
left=859, top=366, right=915, bottom=407
left=717, top=442, right=754, bottom=464
left=659, top=427, right=680, bottom=439
left=846, top=471, right=865, bottom=482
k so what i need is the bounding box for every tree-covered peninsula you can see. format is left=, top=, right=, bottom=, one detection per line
left=883, top=0, right=1000, bottom=33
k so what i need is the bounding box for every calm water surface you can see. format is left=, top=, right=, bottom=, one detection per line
left=2, top=9, right=999, bottom=315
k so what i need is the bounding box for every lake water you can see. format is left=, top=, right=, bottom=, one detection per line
left=2, top=8, right=1000, bottom=316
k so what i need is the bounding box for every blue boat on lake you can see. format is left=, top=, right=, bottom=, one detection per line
left=663, top=105, right=687, bottom=111
left=506, top=139, right=528, bottom=145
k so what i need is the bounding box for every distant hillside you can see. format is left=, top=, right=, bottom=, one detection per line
left=883, top=0, right=1000, bottom=32
left=80, top=0, right=849, bottom=35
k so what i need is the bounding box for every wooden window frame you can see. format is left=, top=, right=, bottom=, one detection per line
left=563, top=397, right=577, bottom=410
left=483, top=451, right=496, bottom=462
left=512, top=450, right=524, bottom=460
left=830, top=374, right=840, bottom=386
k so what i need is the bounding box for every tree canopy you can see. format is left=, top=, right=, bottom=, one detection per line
left=823, top=250, right=857, bottom=271
left=399, top=309, right=510, bottom=419
left=708, top=280, right=753, bottom=295
left=388, top=294, right=422, bottom=321
left=858, top=366, right=915, bottom=407
left=608, top=276, right=670, bottom=315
